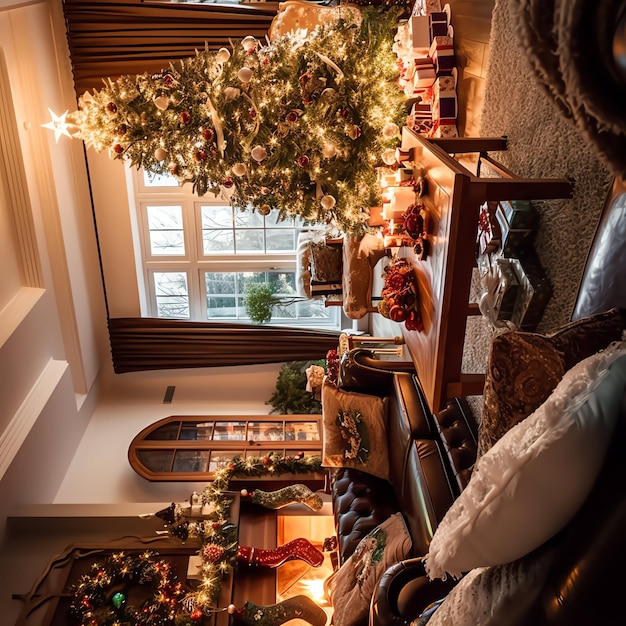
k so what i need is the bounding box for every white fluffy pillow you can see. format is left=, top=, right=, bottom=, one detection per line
left=424, top=342, right=626, bottom=580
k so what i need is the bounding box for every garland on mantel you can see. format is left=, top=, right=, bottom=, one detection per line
left=154, top=452, right=322, bottom=614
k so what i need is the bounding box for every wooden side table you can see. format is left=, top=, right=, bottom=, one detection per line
left=399, top=130, right=573, bottom=411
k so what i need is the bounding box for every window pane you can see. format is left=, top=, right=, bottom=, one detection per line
left=286, top=421, right=320, bottom=441
left=266, top=229, right=296, bottom=251
left=209, top=450, right=245, bottom=472
left=145, top=422, right=181, bottom=440
left=173, top=450, right=210, bottom=472
left=143, top=170, right=178, bottom=187
left=235, top=228, right=264, bottom=252
left=235, top=209, right=264, bottom=228
left=248, top=421, right=285, bottom=441
left=147, top=205, right=185, bottom=256
left=203, top=229, right=234, bottom=254
left=201, top=205, right=234, bottom=254
left=213, top=421, right=247, bottom=440
left=201, top=205, right=233, bottom=228
left=180, top=421, right=214, bottom=440
left=137, top=449, right=174, bottom=472
left=153, top=272, right=189, bottom=318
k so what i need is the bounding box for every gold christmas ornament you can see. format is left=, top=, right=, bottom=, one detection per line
left=321, top=194, right=337, bottom=210
left=251, top=145, right=268, bottom=162
left=238, top=67, right=253, bottom=83
left=322, top=143, right=337, bottom=159
left=232, top=163, right=247, bottom=177
left=241, top=36, right=258, bottom=53
left=215, top=48, right=231, bottom=63
left=154, top=147, right=169, bottom=161
left=259, top=204, right=271, bottom=215
left=382, top=148, right=397, bottom=166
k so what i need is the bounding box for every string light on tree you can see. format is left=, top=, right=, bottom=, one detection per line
left=69, top=7, right=405, bottom=235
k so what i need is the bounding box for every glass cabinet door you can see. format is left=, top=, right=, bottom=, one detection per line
left=129, top=415, right=322, bottom=481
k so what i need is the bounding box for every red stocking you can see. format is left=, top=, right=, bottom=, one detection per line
left=237, top=538, right=324, bottom=568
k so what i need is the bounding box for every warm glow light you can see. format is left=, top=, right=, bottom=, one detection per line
left=301, top=578, right=328, bottom=605
left=41, top=109, right=73, bottom=143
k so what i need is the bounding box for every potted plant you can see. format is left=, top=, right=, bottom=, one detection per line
left=244, top=282, right=308, bottom=324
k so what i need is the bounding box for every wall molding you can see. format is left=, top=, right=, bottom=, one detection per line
left=0, top=48, right=43, bottom=289
left=0, top=358, right=68, bottom=481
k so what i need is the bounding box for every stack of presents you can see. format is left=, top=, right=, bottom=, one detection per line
left=394, top=0, right=458, bottom=138
left=476, top=200, right=553, bottom=331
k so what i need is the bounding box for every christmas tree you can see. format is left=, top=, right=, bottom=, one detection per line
left=71, top=6, right=405, bottom=235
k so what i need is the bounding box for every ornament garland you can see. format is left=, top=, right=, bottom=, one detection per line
left=69, top=551, right=186, bottom=626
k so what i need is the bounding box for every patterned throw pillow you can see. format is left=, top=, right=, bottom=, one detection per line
left=322, top=378, right=389, bottom=480
left=479, top=308, right=625, bottom=457
left=327, top=513, right=412, bottom=626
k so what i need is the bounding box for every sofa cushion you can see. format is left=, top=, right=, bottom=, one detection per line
left=322, top=378, right=389, bottom=480
left=327, top=512, right=412, bottom=626
left=479, top=308, right=625, bottom=456
left=425, top=343, right=626, bottom=580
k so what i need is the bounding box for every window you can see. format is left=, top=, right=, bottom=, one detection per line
left=131, top=169, right=339, bottom=327
left=129, top=415, right=322, bottom=481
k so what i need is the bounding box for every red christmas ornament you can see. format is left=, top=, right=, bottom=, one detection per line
left=113, top=144, right=124, bottom=154
left=262, top=456, right=270, bottom=465
left=106, top=102, right=118, bottom=113
left=297, top=155, right=310, bottom=168
left=340, top=108, right=349, bottom=118
left=163, top=74, right=174, bottom=87
left=249, top=108, right=257, bottom=119
left=202, top=128, right=215, bottom=141
left=191, top=607, right=204, bottom=620
left=222, top=177, right=234, bottom=188
left=179, top=111, right=192, bottom=125
left=194, top=149, right=207, bottom=162
left=203, top=543, right=225, bottom=563
left=286, top=110, right=299, bottom=124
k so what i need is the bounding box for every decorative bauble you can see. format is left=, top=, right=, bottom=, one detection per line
left=215, top=47, right=231, bottom=63
left=112, top=592, right=126, bottom=609
left=191, top=607, right=204, bottom=621
left=321, top=87, right=337, bottom=101
left=179, top=111, right=192, bottom=125
left=203, top=543, right=225, bottom=563
left=249, top=108, right=257, bottom=119
left=241, top=36, right=258, bottom=53
left=240, top=489, right=249, bottom=497
left=259, top=204, right=271, bottom=216
left=113, top=144, right=124, bottom=154
left=154, top=147, right=169, bottom=161
left=222, top=177, right=234, bottom=188
left=238, top=67, right=253, bottom=83
left=153, top=96, right=169, bottom=111
left=169, top=163, right=180, bottom=176
left=232, top=163, right=247, bottom=177
left=382, top=122, right=400, bottom=138
left=340, top=107, right=349, bottom=118
left=224, top=87, right=241, bottom=101
left=228, top=604, right=237, bottom=615
left=251, top=145, right=267, bottom=162
left=322, top=143, right=337, bottom=159
left=285, top=110, right=300, bottom=124
left=106, top=102, right=118, bottom=113
left=296, top=155, right=310, bottom=168
left=260, top=187, right=270, bottom=195
left=347, top=125, right=362, bottom=140
left=202, top=128, right=215, bottom=141
left=321, top=195, right=336, bottom=210
left=194, top=149, right=207, bottom=162
left=382, top=148, right=397, bottom=165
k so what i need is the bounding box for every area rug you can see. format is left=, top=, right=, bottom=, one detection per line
left=461, top=0, right=613, bottom=385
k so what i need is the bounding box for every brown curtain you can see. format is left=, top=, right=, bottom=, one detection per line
left=108, top=317, right=340, bottom=372
left=62, top=0, right=280, bottom=94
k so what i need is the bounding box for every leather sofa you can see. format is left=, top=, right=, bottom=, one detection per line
left=331, top=353, right=478, bottom=584
left=368, top=177, right=626, bottom=625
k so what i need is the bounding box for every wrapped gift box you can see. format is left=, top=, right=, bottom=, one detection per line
left=429, top=117, right=458, bottom=137
left=429, top=35, right=455, bottom=75
left=414, top=62, right=436, bottom=87
left=429, top=11, right=449, bottom=38
left=499, top=199, right=539, bottom=230
left=508, top=251, right=553, bottom=331
left=432, top=73, right=457, bottom=118
left=409, top=14, right=430, bottom=50
left=496, top=204, right=534, bottom=256
left=407, top=116, right=434, bottom=134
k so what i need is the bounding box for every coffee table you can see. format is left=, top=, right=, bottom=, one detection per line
left=397, top=129, right=573, bottom=411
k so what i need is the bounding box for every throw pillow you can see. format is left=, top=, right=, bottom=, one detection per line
left=424, top=342, right=626, bottom=580
left=422, top=542, right=556, bottom=626
left=322, top=378, right=389, bottom=480
left=310, top=242, right=343, bottom=283
left=327, top=512, right=412, bottom=626
left=479, top=307, right=625, bottom=456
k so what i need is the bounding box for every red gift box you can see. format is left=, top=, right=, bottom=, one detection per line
left=429, top=117, right=458, bottom=138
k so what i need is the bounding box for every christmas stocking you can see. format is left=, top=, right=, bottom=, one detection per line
left=234, top=596, right=327, bottom=626
left=242, top=484, right=324, bottom=512
left=237, top=537, right=324, bottom=568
